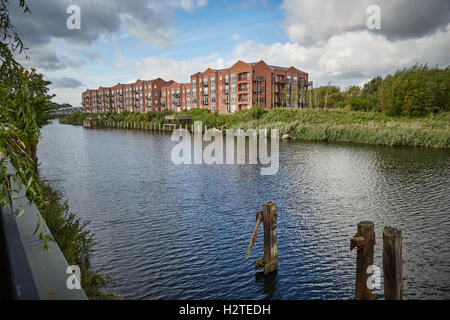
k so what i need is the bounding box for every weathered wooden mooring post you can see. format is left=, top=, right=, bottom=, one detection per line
left=350, top=221, right=375, bottom=300
left=246, top=202, right=278, bottom=274
left=383, top=226, right=402, bottom=300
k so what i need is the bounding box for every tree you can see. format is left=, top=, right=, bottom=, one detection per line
left=362, top=76, right=382, bottom=96
left=343, top=86, right=361, bottom=101
left=1, top=0, right=51, bottom=245
left=292, top=85, right=299, bottom=108
left=279, top=85, right=289, bottom=108
left=378, top=64, right=448, bottom=116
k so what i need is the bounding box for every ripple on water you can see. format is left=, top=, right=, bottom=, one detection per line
left=37, top=122, right=450, bottom=299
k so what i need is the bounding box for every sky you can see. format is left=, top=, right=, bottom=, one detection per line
left=9, top=0, right=450, bottom=107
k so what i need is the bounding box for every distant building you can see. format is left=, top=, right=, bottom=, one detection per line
left=82, top=60, right=308, bottom=114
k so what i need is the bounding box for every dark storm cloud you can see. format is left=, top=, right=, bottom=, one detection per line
left=8, top=0, right=177, bottom=70
left=282, top=0, right=450, bottom=46
left=10, top=0, right=174, bottom=46
left=50, top=76, right=84, bottom=88
left=378, top=0, right=450, bottom=41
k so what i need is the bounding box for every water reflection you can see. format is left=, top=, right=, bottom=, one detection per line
left=37, top=122, right=450, bottom=299
left=255, top=271, right=278, bottom=300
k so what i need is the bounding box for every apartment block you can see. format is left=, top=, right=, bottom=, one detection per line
left=82, top=60, right=308, bottom=114
left=82, top=78, right=171, bottom=114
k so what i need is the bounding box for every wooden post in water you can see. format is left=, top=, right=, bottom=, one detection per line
left=383, top=226, right=402, bottom=300
left=350, top=221, right=375, bottom=300
left=246, top=202, right=278, bottom=275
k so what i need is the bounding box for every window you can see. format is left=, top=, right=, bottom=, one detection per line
left=231, top=73, right=236, bottom=83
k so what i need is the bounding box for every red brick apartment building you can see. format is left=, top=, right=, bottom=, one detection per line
left=82, top=60, right=308, bottom=114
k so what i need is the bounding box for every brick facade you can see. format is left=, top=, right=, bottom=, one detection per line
left=82, top=60, right=308, bottom=114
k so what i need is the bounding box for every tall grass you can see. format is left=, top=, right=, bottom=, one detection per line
left=38, top=182, right=119, bottom=299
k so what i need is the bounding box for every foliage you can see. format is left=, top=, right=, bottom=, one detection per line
left=378, top=64, right=450, bottom=116
left=308, top=85, right=343, bottom=108
left=1, top=1, right=113, bottom=300
left=1, top=1, right=46, bottom=240
left=279, top=85, right=289, bottom=108
left=361, top=76, right=382, bottom=96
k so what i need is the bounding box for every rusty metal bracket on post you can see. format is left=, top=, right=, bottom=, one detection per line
left=350, top=221, right=376, bottom=300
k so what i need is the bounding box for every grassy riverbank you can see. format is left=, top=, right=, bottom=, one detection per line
left=60, top=109, right=450, bottom=148
left=38, top=181, right=118, bottom=299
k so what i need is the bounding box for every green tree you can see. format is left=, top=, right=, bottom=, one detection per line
left=1, top=0, right=53, bottom=244
left=343, top=86, right=361, bottom=100
left=378, top=64, right=448, bottom=116
left=292, top=85, right=299, bottom=108
left=362, top=76, right=382, bottom=96
left=279, top=85, right=290, bottom=108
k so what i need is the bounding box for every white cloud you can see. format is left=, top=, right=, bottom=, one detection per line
left=167, top=0, right=209, bottom=12
left=121, top=56, right=229, bottom=83
left=232, top=24, right=450, bottom=86
left=231, top=34, right=243, bottom=41
left=196, top=0, right=209, bottom=8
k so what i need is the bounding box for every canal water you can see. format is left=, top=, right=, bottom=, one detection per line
left=37, top=121, right=450, bottom=299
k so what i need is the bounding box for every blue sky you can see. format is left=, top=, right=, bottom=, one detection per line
left=13, top=0, right=450, bottom=106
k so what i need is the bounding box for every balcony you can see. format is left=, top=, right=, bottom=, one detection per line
left=253, top=87, right=266, bottom=93
left=238, top=86, right=250, bottom=92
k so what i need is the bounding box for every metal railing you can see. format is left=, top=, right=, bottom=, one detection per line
left=1, top=166, right=88, bottom=300
left=0, top=175, right=39, bottom=300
